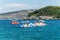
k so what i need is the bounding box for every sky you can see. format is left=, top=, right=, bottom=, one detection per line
left=0, top=0, right=60, bottom=13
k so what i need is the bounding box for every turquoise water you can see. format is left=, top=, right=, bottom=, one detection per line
left=0, top=20, right=60, bottom=40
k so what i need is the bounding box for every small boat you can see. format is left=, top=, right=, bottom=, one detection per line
left=34, top=22, right=46, bottom=26
left=11, top=20, right=19, bottom=24
left=34, top=20, right=46, bottom=26
left=21, top=21, right=30, bottom=27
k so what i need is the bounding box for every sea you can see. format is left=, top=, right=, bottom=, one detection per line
left=0, top=20, right=60, bottom=40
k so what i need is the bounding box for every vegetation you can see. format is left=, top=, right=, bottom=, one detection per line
left=28, top=6, right=60, bottom=18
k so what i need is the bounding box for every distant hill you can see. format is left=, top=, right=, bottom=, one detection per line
left=0, top=9, right=35, bottom=20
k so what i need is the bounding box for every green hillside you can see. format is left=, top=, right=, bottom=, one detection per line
left=28, top=6, right=60, bottom=18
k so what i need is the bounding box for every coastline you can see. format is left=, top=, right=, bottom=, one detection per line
left=0, top=18, right=60, bottom=20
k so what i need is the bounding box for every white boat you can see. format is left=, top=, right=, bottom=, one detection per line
left=23, top=24, right=30, bottom=27
left=34, top=20, right=46, bottom=26
left=34, top=22, right=46, bottom=26
left=20, top=21, right=30, bottom=27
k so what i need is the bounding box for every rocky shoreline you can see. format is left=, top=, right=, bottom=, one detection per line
left=0, top=16, right=59, bottom=20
